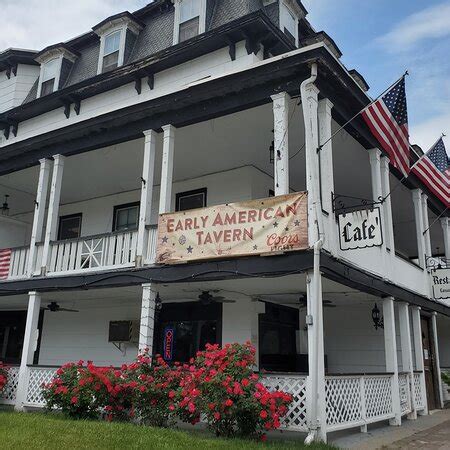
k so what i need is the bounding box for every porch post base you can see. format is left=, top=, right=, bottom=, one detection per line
left=360, top=424, right=368, bottom=433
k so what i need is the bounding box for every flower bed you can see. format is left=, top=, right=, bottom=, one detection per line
left=42, top=343, right=292, bottom=440
left=0, top=362, right=7, bottom=393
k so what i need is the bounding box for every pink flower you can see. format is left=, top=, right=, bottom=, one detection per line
left=70, top=396, right=78, bottom=405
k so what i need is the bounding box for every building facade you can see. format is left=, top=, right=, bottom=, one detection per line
left=0, top=0, right=449, bottom=443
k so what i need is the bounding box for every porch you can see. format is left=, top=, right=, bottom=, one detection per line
left=0, top=274, right=440, bottom=440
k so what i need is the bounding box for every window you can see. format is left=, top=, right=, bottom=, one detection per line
left=175, top=188, right=207, bottom=212
left=177, top=0, right=202, bottom=42
left=113, top=202, right=140, bottom=232
left=280, top=2, right=298, bottom=44
left=40, top=58, right=59, bottom=96
left=102, top=30, right=121, bottom=72
left=58, top=214, right=82, bottom=241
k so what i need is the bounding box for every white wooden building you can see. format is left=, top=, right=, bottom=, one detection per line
left=0, top=0, right=449, bottom=443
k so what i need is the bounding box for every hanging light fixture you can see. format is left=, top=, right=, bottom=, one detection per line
left=1, top=195, right=9, bottom=216
left=371, top=303, right=384, bottom=330
left=155, top=292, right=163, bottom=321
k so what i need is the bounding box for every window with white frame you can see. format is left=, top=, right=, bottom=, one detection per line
left=102, top=30, right=121, bottom=72
left=179, top=0, right=200, bottom=42
left=40, top=58, right=59, bottom=96
left=280, top=2, right=298, bottom=44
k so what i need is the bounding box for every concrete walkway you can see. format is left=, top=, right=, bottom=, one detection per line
left=328, top=409, right=450, bottom=449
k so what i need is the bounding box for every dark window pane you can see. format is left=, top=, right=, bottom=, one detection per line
left=103, top=51, right=119, bottom=72
left=114, top=205, right=139, bottom=231
left=176, top=189, right=206, bottom=212
left=179, top=16, right=199, bottom=42
left=58, top=215, right=82, bottom=240
left=41, top=78, right=55, bottom=96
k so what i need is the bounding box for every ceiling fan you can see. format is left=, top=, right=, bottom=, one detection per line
left=44, top=301, right=79, bottom=313
left=282, top=294, right=337, bottom=308
left=197, top=291, right=236, bottom=305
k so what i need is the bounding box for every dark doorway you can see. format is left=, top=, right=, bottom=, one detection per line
left=155, top=302, right=222, bottom=363
left=421, top=316, right=439, bottom=410
left=0, top=311, right=26, bottom=364
left=259, top=302, right=299, bottom=372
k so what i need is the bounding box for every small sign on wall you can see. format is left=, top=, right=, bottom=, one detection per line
left=338, top=208, right=383, bottom=251
left=431, top=268, right=450, bottom=300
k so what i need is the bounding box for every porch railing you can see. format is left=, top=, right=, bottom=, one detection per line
left=23, top=366, right=58, bottom=408
left=0, top=365, right=20, bottom=405
left=8, top=247, right=29, bottom=279
left=262, top=373, right=308, bottom=431
left=145, top=225, right=158, bottom=264
left=47, top=230, right=138, bottom=275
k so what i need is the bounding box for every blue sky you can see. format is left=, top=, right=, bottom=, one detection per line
left=1, top=0, right=449, bottom=152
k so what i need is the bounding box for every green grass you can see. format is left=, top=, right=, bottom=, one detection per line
left=0, top=411, right=335, bottom=450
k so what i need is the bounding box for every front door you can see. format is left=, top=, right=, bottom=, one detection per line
left=421, top=317, right=438, bottom=410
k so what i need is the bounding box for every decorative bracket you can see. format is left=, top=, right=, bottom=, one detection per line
left=332, top=192, right=382, bottom=215
left=225, top=37, right=236, bottom=61
left=146, top=71, right=155, bottom=90
left=426, top=256, right=449, bottom=270
left=134, top=76, right=142, bottom=95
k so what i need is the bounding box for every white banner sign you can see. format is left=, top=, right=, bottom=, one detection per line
left=338, top=208, right=383, bottom=251
left=431, top=268, right=450, bottom=300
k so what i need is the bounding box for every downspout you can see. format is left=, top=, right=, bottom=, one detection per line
left=300, top=62, right=326, bottom=445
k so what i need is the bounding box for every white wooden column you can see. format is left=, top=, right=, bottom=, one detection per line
left=440, top=217, right=450, bottom=260
left=136, top=130, right=157, bottom=266
left=411, top=306, right=428, bottom=415
left=412, top=190, right=426, bottom=268
left=271, top=92, right=290, bottom=196
left=159, top=125, right=176, bottom=214
left=398, top=302, right=417, bottom=419
left=139, top=283, right=157, bottom=355
left=383, top=296, right=401, bottom=426
left=15, top=291, right=41, bottom=411
left=27, top=159, right=52, bottom=276
left=41, top=154, right=65, bottom=274
left=302, top=84, right=320, bottom=245
left=318, top=98, right=335, bottom=253
left=369, top=149, right=383, bottom=204
left=306, top=270, right=327, bottom=442
left=421, top=194, right=432, bottom=258
left=431, top=312, right=444, bottom=409
left=380, top=156, right=395, bottom=253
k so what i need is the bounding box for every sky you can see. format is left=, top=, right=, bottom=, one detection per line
left=1, top=0, right=449, bottom=152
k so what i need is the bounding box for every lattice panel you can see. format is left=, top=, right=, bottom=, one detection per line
left=413, top=373, right=424, bottom=410
left=398, top=374, right=411, bottom=415
left=262, top=375, right=308, bottom=431
left=364, top=376, right=393, bottom=419
left=325, top=376, right=361, bottom=427
left=25, top=368, right=57, bottom=406
left=0, top=366, right=20, bottom=404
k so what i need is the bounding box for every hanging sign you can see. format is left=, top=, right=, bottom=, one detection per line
left=338, top=208, right=383, bottom=251
left=431, top=268, right=450, bottom=300
left=163, top=327, right=175, bottom=361
left=156, top=192, right=308, bottom=264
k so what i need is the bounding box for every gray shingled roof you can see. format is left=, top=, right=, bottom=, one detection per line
left=21, top=0, right=306, bottom=104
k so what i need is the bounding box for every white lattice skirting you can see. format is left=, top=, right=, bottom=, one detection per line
left=262, top=375, right=308, bottom=431
left=24, top=367, right=58, bottom=407
left=0, top=366, right=20, bottom=405
left=326, top=375, right=395, bottom=432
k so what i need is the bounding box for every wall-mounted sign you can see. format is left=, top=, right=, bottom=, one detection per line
left=163, top=327, right=175, bottom=361
left=431, top=268, right=450, bottom=300
left=338, top=208, right=383, bottom=251
left=156, top=192, right=308, bottom=264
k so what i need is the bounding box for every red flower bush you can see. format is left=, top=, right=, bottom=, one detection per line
left=42, top=343, right=292, bottom=440
left=0, top=362, right=8, bottom=393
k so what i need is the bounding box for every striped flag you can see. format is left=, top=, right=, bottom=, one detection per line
left=0, top=248, right=11, bottom=280
left=362, top=76, right=410, bottom=177
left=412, top=137, right=450, bottom=208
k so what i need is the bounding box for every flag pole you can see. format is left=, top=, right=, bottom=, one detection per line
left=316, top=71, right=409, bottom=154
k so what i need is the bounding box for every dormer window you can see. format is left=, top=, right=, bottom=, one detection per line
left=40, top=58, right=59, bottom=96
left=102, top=30, right=121, bottom=72
left=93, top=12, right=144, bottom=75
left=174, top=0, right=206, bottom=44
left=35, top=44, right=79, bottom=98
left=280, top=1, right=299, bottom=46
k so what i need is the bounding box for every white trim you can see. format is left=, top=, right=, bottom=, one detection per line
left=279, top=0, right=299, bottom=47
left=173, top=0, right=207, bottom=45
left=37, top=56, right=63, bottom=98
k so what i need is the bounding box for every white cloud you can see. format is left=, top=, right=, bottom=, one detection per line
left=410, top=112, right=450, bottom=153
left=0, top=0, right=148, bottom=51
left=378, top=1, right=450, bottom=51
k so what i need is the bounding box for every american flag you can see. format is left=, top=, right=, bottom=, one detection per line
left=412, top=137, right=450, bottom=208
left=0, top=248, right=11, bottom=280
left=362, top=76, right=410, bottom=177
